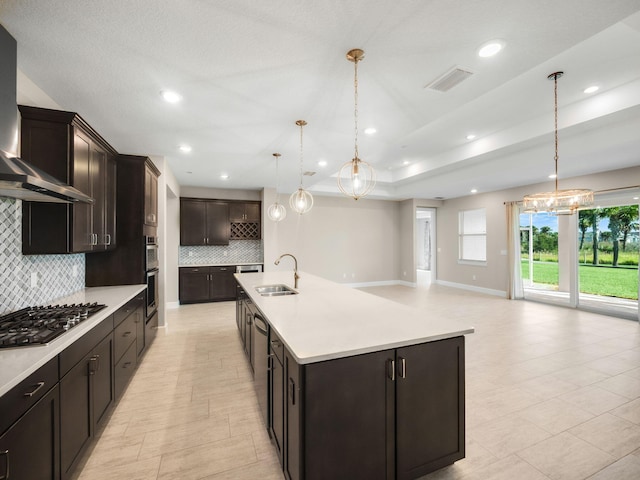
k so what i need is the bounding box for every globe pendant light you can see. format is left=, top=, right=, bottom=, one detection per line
left=289, top=120, right=313, bottom=214
left=522, top=72, right=593, bottom=214
left=267, top=153, right=287, bottom=222
left=338, top=48, right=376, bottom=200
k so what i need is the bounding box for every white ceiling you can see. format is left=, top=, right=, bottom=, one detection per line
left=2, top=0, right=640, bottom=200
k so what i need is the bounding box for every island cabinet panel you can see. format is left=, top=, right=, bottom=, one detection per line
left=395, top=337, right=465, bottom=479
left=280, top=336, right=465, bottom=480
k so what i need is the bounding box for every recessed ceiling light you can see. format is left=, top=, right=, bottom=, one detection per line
left=364, top=127, right=377, bottom=135
left=584, top=85, right=599, bottom=94
left=470, top=188, right=478, bottom=194
left=318, top=160, right=328, bottom=167
left=466, top=134, right=476, bottom=140
left=633, top=196, right=639, bottom=200
left=478, top=40, right=505, bottom=58
left=548, top=173, right=557, bottom=179
left=403, top=160, right=410, bottom=166
left=161, top=90, right=182, bottom=103
left=179, top=144, right=192, bottom=153
left=220, top=173, right=229, bottom=180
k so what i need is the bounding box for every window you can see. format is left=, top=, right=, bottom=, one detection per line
left=459, top=208, right=487, bottom=263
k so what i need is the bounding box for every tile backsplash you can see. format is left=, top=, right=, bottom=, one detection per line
left=179, top=240, right=263, bottom=265
left=0, top=198, right=85, bottom=314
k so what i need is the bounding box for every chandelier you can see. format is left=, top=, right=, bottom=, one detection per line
left=338, top=48, right=376, bottom=200
left=522, top=72, right=593, bottom=214
left=267, top=153, right=287, bottom=222
left=289, top=120, right=313, bottom=214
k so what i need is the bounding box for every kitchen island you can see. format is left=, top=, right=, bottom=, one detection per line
left=235, top=271, right=474, bottom=480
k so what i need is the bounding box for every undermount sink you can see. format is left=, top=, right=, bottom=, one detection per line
left=255, top=284, right=298, bottom=296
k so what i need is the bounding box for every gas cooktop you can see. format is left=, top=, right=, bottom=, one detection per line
left=0, top=303, right=106, bottom=348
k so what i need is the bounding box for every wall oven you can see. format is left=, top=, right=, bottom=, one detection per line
left=146, top=268, right=159, bottom=318
left=145, top=236, right=159, bottom=271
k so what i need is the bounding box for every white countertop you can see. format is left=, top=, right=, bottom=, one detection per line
left=235, top=271, right=474, bottom=365
left=0, top=285, right=146, bottom=397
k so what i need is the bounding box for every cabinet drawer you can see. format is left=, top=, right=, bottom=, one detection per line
left=0, top=357, right=58, bottom=436
left=113, top=294, right=144, bottom=327
left=180, top=266, right=209, bottom=274
left=114, top=313, right=137, bottom=363
left=114, top=341, right=137, bottom=399
left=59, top=315, right=113, bottom=377
left=211, top=266, right=233, bottom=274
left=270, top=330, right=284, bottom=363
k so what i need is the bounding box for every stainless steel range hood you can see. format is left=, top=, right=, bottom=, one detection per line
left=0, top=24, right=91, bottom=204
left=0, top=151, right=93, bottom=203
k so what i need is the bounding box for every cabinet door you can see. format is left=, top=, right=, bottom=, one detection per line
left=144, top=164, right=158, bottom=227
left=284, top=350, right=301, bottom=480
left=90, top=143, right=105, bottom=251
left=0, top=384, right=60, bottom=480
left=395, top=337, right=465, bottom=480
left=228, top=202, right=246, bottom=222
left=205, top=201, right=230, bottom=245
left=92, top=334, right=114, bottom=429
left=270, top=351, right=284, bottom=465
left=134, top=306, right=146, bottom=357
left=60, top=352, right=92, bottom=478
left=104, top=155, right=117, bottom=249
left=244, top=202, right=260, bottom=222
left=180, top=199, right=207, bottom=245
left=72, top=130, right=93, bottom=252
left=210, top=266, right=236, bottom=300
left=302, top=350, right=391, bottom=480
left=179, top=268, right=211, bottom=303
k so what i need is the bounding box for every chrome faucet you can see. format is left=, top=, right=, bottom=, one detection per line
left=274, top=253, right=299, bottom=289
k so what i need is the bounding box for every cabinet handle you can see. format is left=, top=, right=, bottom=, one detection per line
left=388, top=359, right=395, bottom=381
left=288, top=378, right=296, bottom=406
left=0, top=449, right=8, bottom=480
left=123, top=362, right=133, bottom=368
left=23, top=381, right=45, bottom=397
left=122, top=331, right=132, bottom=337
left=105, top=233, right=111, bottom=245
left=398, top=357, right=406, bottom=379
left=89, top=354, right=100, bottom=375
left=220, top=268, right=227, bottom=271
left=267, top=354, right=273, bottom=371
left=270, top=339, right=281, bottom=348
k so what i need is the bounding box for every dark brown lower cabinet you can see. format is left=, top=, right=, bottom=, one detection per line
left=60, top=332, right=114, bottom=479
left=179, top=266, right=237, bottom=304
left=279, top=336, right=465, bottom=480
left=0, top=384, right=60, bottom=480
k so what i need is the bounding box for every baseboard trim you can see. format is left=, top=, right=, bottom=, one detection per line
left=166, top=301, right=180, bottom=310
left=435, top=280, right=506, bottom=298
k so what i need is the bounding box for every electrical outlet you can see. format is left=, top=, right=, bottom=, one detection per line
left=188, top=251, right=193, bottom=257
left=343, top=273, right=347, bottom=279
left=472, top=275, right=477, bottom=281
left=72, top=265, right=78, bottom=277
left=31, top=272, right=38, bottom=288
left=223, top=251, right=228, bottom=256
left=351, top=273, right=355, bottom=278
left=403, top=271, right=406, bottom=276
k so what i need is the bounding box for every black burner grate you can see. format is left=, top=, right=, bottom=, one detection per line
left=0, top=303, right=106, bottom=348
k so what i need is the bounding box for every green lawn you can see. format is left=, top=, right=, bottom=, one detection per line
left=521, top=261, right=639, bottom=300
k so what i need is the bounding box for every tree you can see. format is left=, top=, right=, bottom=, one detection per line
left=578, top=210, right=592, bottom=251
left=582, top=209, right=601, bottom=265
left=603, top=207, right=622, bottom=266
left=617, top=205, right=639, bottom=251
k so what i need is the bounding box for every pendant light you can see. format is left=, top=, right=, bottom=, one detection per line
left=267, top=153, right=287, bottom=222
left=522, top=72, right=593, bottom=214
left=289, top=120, right=313, bottom=214
left=338, top=48, right=376, bottom=200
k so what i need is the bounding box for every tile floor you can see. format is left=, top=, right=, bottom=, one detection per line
left=75, top=284, right=640, bottom=480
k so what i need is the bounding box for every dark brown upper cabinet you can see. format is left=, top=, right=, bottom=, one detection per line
left=18, top=105, right=118, bottom=254
left=144, top=163, right=158, bottom=228
left=180, top=198, right=230, bottom=245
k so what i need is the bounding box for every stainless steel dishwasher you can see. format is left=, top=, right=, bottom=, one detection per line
left=252, top=311, right=269, bottom=428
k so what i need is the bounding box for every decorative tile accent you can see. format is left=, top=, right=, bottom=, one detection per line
left=179, top=240, right=263, bottom=265
left=0, top=198, right=85, bottom=315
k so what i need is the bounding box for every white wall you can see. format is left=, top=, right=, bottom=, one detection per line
left=436, top=165, right=640, bottom=295
left=263, top=194, right=402, bottom=284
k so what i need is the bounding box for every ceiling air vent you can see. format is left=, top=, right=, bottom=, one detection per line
left=425, top=66, right=474, bottom=92
left=303, top=171, right=316, bottom=176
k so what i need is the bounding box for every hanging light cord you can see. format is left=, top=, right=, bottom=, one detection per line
left=553, top=73, right=559, bottom=195
left=275, top=154, right=280, bottom=199
left=298, top=122, right=304, bottom=188
left=353, top=56, right=359, bottom=162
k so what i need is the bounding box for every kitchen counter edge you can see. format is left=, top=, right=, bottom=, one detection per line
left=0, top=284, right=146, bottom=397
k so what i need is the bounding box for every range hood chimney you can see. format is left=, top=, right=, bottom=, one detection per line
left=0, top=23, right=92, bottom=204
